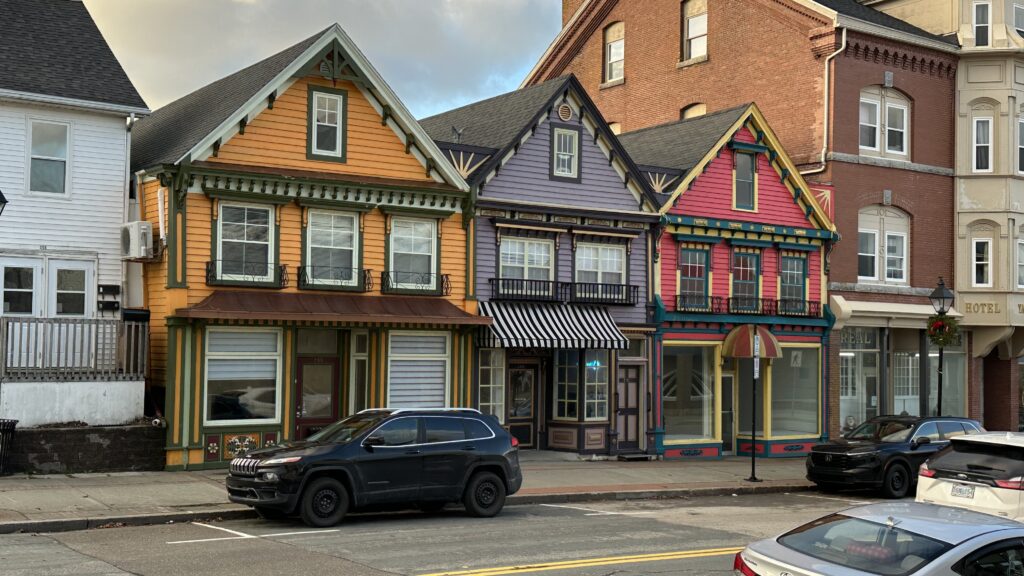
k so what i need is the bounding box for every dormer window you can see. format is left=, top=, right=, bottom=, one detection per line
left=307, top=87, right=346, bottom=162
left=551, top=126, right=580, bottom=181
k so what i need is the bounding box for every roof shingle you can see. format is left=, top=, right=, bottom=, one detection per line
left=616, top=105, right=749, bottom=175
left=814, top=0, right=959, bottom=46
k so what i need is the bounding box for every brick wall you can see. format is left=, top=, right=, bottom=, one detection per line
left=982, top=352, right=1020, bottom=431
left=5, top=425, right=165, bottom=475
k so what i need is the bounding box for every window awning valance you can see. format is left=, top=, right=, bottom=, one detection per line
left=478, top=301, right=628, bottom=349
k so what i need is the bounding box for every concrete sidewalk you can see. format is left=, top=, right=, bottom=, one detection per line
left=0, top=453, right=812, bottom=533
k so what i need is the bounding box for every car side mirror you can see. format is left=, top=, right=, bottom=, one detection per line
left=913, top=436, right=931, bottom=448
left=364, top=436, right=385, bottom=448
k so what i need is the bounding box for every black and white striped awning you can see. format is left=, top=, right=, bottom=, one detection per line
left=478, top=301, right=628, bottom=349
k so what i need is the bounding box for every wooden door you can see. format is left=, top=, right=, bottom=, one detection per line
left=296, top=356, right=339, bottom=439
left=507, top=363, right=538, bottom=448
left=615, top=365, right=641, bottom=451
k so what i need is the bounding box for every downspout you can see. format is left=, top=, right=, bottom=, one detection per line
left=802, top=27, right=847, bottom=177
left=121, top=113, right=136, bottom=313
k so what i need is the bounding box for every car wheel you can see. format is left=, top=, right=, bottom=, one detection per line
left=299, top=477, right=349, bottom=528
left=463, top=471, right=507, bottom=518
left=418, top=501, right=447, bottom=513
left=882, top=463, right=910, bottom=499
left=254, top=506, right=288, bottom=521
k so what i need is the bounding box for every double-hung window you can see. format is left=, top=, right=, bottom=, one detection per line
left=858, top=230, right=878, bottom=280
left=885, top=233, right=907, bottom=282
left=576, top=244, right=625, bottom=285
left=218, top=204, right=274, bottom=282
left=859, top=100, right=880, bottom=151
left=1018, top=120, right=1024, bottom=174
left=974, top=118, right=992, bottom=172
left=731, top=251, right=759, bottom=310
left=603, top=22, right=624, bottom=82
left=975, top=2, right=991, bottom=46
left=1016, top=3, right=1024, bottom=36
left=681, top=0, right=708, bottom=61
left=974, top=238, right=992, bottom=287
left=552, top=127, right=580, bottom=179
left=679, top=248, right=709, bottom=310
left=205, top=329, right=281, bottom=425
left=306, top=210, right=358, bottom=286
left=309, top=89, right=345, bottom=160
left=734, top=152, right=756, bottom=211
left=858, top=207, right=910, bottom=285
left=499, top=238, right=553, bottom=298
left=885, top=104, right=907, bottom=155
left=29, top=120, right=69, bottom=195
left=780, top=256, right=807, bottom=313
left=389, top=217, right=437, bottom=290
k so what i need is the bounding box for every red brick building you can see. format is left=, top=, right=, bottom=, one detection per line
left=524, top=0, right=1001, bottom=440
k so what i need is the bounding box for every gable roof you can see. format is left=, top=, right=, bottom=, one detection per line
left=811, top=0, right=958, bottom=46
left=617, top=105, right=749, bottom=175
left=132, top=24, right=468, bottom=191
left=0, top=0, right=147, bottom=113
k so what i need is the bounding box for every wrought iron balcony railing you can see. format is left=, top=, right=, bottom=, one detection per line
left=489, top=278, right=563, bottom=302
left=676, top=294, right=726, bottom=313
left=675, top=295, right=821, bottom=318
left=778, top=298, right=822, bottom=317
left=381, top=271, right=452, bottom=296
left=297, top=266, right=373, bottom=292
left=565, top=283, right=640, bottom=306
left=206, top=260, right=288, bottom=288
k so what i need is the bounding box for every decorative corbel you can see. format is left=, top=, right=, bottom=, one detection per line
left=238, top=117, right=248, bottom=135
left=358, top=211, right=365, bottom=232
left=302, top=206, right=309, bottom=228
left=385, top=214, right=393, bottom=234
left=212, top=138, right=221, bottom=158
left=212, top=198, right=219, bottom=220
left=381, top=104, right=392, bottom=126
left=495, top=227, right=502, bottom=247
left=437, top=218, right=444, bottom=239
left=404, top=133, right=415, bottom=154
left=275, top=204, right=282, bottom=226
left=267, top=92, right=276, bottom=109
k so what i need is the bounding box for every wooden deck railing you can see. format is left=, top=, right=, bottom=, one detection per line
left=0, top=318, right=148, bottom=382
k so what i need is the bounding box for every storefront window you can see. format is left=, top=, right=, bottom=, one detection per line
left=771, top=348, right=820, bottom=436
left=929, top=339, right=966, bottom=417
left=839, top=328, right=879, bottom=434
left=478, top=349, right=505, bottom=423
left=662, top=346, right=715, bottom=440
left=555, top=351, right=579, bottom=420
left=892, top=351, right=921, bottom=416
left=584, top=350, right=609, bottom=420
left=738, top=358, right=766, bottom=435
left=205, top=329, right=281, bottom=425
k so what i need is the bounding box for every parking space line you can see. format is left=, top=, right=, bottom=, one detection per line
left=192, top=522, right=256, bottom=538
left=167, top=522, right=340, bottom=545
left=167, top=535, right=252, bottom=545
left=262, top=529, right=341, bottom=537
left=540, top=503, right=648, bottom=516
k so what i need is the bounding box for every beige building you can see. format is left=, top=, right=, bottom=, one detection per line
left=868, top=0, right=1024, bottom=429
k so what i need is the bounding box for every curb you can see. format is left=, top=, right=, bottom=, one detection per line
left=0, top=483, right=814, bottom=534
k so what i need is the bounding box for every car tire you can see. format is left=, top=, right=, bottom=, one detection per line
left=254, top=506, right=288, bottom=521
left=463, top=471, right=506, bottom=518
left=299, top=477, right=349, bottom=528
left=881, top=463, right=910, bottom=499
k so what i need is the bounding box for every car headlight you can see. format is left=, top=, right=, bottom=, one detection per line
left=261, top=456, right=302, bottom=465
left=850, top=451, right=877, bottom=459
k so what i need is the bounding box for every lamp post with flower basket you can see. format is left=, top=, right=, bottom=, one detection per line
left=928, top=277, right=957, bottom=416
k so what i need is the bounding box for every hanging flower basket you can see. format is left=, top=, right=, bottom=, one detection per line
left=927, top=314, right=960, bottom=347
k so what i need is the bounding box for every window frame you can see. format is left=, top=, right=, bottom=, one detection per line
left=387, top=216, right=439, bottom=291
left=678, top=247, right=710, bottom=308
left=0, top=258, right=43, bottom=317
left=499, top=237, right=555, bottom=282
left=203, top=327, right=283, bottom=427
left=49, top=263, right=91, bottom=318
left=478, top=349, right=506, bottom=424
left=779, top=255, right=808, bottom=303
left=604, top=35, right=624, bottom=83
left=575, top=242, right=627, bottom=286
left=682, top=6, right=708, bottom=61
left=859, top=98, right=881, bottom=152
left=306, top=87, right=348, bottom=163
left=304, top=209, right=360, bottom=288
left=733, top=151, right=757, bottom=211
left=974, top=117, right=993, bottom=173
left=27, top=118, right=71, bottom=197
left=884, top=231, right=908, bottom=283
left=884, top=102, right=909, bottom=156
left=975, top=1, right=991, bottom=47
left=583, top=349, right=610, bottom=422
left=554, top=350, right=580, bottom=421
left=731, top=251, right=760, bottom=307
left=973, top=237, right=993, bottom=287
left=1017, top=239, right=1024, bottom=289
left=216, top=202, right=276, bottom=283
left=550, top=124, right=582, bottom=182
left=858, top=229, right=879, bottom=281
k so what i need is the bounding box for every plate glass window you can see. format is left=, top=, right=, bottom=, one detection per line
left=858, top=230, right=877, bottom=280
left=307, top=211, right=357, bottom=285
left=603, top=22, right=624, bottom=82
left=734, top=152, right=755, bottom=210
left=2, top=266, right=34, bottom=315
left=219, top=204, right=272, bottom=281
left=976, top=2, right=991, bottom=46
left=682, top=0, right=708, bottom=60
left=679, top=248, right=708, bottom=310
left=205, top=330, right=280, bottom=425
left=885, top=233, right=906, bottom=282
left=975, top=118, right=992, bottom=172
left=390, top=218, right=436, bottom=289
left=662, top=345, right=715, bottom=440
left=859, top=100, right=879, bottom=150
left=29, top=121, right=68, bottom=194
left=584, top=350, right=609, bottom=421
left=312, top=92, right=343, bottom=157
left=885, top=104, right=907, bottom=155
left=974, top=238, right=992, bottom=287
left=553, top=128, right=579, bottom=178
left=771, top=348, right=820, bottom=436
left=478, top=349, right=505, bottom=423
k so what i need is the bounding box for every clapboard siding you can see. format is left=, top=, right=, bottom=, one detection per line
left=481, top=108, right=641, bottom=211
left=0, top=101, right=128, bottom=316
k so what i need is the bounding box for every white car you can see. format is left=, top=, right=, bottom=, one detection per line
left=916, top=432, right=1024, bottom=521
left=735, top=502, right=1024, bottom=575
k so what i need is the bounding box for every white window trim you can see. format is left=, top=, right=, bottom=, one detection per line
left=311, top=90, right=344, bottom=158
left=859, top=98, right=880, bottom=152
left=858, top=228, right=879, bottom=281
left=305, top=209, right=360, bottom=287
left=975, top=1, right=992, bottom=46
left=583, top=350, right=610, bottom=422
left=884, top=103, right=909, bottom=156
left=973, top=237, right=993, bottom=287
left=217, top=202, right=276, bottom=282
left=0, top=257, right=43, bottom=317
left=973, top=117, right=993, bottom=173
left=478, top=349, right=506, bottom=424
left=1015, top=3, right=1024, bottom=35
left=685, top=11, right=708, bottom=60
left=884, top=231, right=908, bottom=283
left=575, top=242, right=626, bottom=284
left=605, top=36, right=624, bottom=82
left=499, top=237, right=555, bottom=281
left=552, top=127, right=579, bottom=178
left=386, top=331, right=451, bottom=408
left=1017, top=239, right=1024, bottom=288
left=47, top=259, right=95, bottom=318
left=349, top=329, right=369, bottom=416
left=26, top=118, right=72, bottom=198
left=553, top=350, right=580, bottom=422
left=388, top=217, right=438, bottom=290
left=203, top=327, right=283, bottom=427
left=1018, top=119, right=1024, bottom=175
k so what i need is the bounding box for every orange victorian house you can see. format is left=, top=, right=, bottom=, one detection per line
left=131, top=25, right=483, bottom=469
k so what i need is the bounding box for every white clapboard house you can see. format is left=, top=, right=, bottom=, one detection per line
left=0, top=0, right=150, bottom=427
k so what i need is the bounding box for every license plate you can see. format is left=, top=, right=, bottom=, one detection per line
left=951, top=484, right=975, bottom=499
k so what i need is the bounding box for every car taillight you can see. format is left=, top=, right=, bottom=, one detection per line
left=733, top=552, right=758, bottom=576
left=995, top=477, right=1024, bottom=490
left=510, top=436, right=519, bottom=448
left=919, top=462, right=936, bottom=478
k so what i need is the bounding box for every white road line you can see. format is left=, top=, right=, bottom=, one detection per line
left=262, top=529, right=341, bottom=537
left=791, top=493, right=872, bottom=505
left=167, top=535, right=251, bottom=545
left=167, top=523, right=341, bottom=545
left=541, top=503, right=648, bottom=516
left=192, top=522, right=257, bottom=538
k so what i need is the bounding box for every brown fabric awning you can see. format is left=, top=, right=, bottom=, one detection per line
left=174, top=291, right=491, bottom=326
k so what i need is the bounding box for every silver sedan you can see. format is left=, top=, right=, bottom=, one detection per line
left=734, top=502, right=1024, bottom=575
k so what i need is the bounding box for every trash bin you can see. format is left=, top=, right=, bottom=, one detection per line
left=0, top=419, right=17, bottom=475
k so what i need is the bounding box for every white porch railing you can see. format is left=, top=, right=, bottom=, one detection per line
left=0, top=318, right=148, bottom=382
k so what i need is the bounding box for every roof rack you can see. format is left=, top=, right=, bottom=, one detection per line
left=358, top=407, right=482, bottom=415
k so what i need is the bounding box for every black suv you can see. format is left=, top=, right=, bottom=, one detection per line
left=806, top=415, right=984, bottom=498
left=226, top=408, right=523, bottom=527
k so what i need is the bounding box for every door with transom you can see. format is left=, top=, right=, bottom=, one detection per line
left=615, top=364, right=642, bottom=451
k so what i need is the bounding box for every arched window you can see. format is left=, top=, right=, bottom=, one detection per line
left=680, top=103, right=706, bottom=120
left=680, top=0, right=708, bottom=61
left=859, top=86, right=910, bottom=159
left=603, top=22, right=624, bottom=83
left=858, top=206, right=909, bottom=284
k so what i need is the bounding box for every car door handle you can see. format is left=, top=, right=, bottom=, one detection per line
left=405, top=450, right=421, bottom=455
left=461, top=446, right=476, bottom=451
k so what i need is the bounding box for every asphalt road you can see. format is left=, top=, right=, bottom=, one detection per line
left=0, top=491, right=893, bottom=576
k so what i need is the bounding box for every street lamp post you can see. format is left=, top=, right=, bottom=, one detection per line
left=929, top=277, right=956, bottom=416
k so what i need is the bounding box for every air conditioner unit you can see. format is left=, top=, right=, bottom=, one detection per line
left=121, top=221, right=153, bottom=260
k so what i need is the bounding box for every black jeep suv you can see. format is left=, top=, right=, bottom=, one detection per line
left=226, top=408, right=523, bottom=527
left=806, top=415, right=984, bottom=498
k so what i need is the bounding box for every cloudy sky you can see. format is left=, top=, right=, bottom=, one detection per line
left=83, top=0, right=561, bottom=118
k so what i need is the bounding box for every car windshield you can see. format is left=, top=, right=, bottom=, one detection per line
left=778, top=514, right=952, bottom=576
left=306, top=413, right=383, bottom=443
left=846, top=421, right=914, bottom=443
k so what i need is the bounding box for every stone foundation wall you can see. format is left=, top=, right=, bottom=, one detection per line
left=4, top=425, right=164, bottom=474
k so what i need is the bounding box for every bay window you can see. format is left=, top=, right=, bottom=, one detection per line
left=205, top=329, right=281, bottom=425
left=218, top=203, right=274, bottom=282
left=389, top=217, right=437, bottom=290
left=306, top=210, right=358, bottom=286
